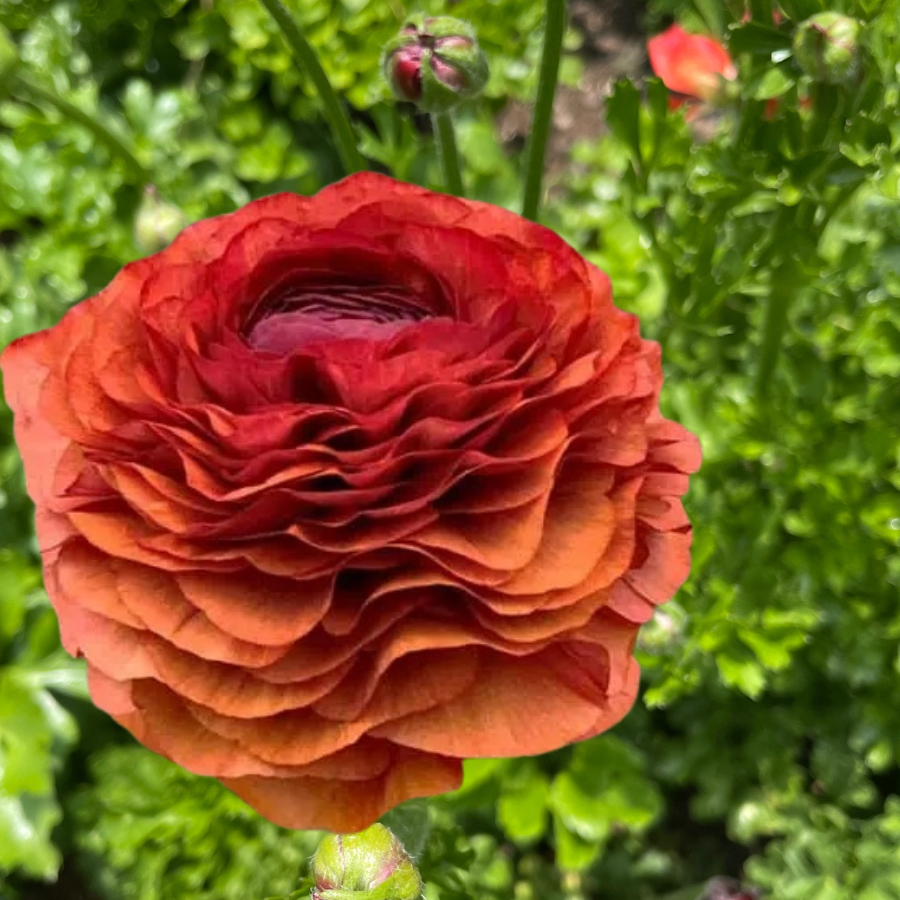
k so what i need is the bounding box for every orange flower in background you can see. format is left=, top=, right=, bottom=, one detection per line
left=1, top=173, right=700, bottom=832
left=648, top=24, right=737, bottom=102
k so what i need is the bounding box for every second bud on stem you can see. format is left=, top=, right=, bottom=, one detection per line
left=382, top=15, right=489, bottom=114
left=793, top=12, right=862, bottom=86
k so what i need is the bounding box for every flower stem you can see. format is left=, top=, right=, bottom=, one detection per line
left=521, top=0, right=565, bottom=221
left=257, top=0, right=366, bottom=174
left=433, top=112, right=464, bottom=196
left=10, top=72, right=149, bottom=182
left=755, top=277, right=789, bottom=402
left=756, top=202, right=815, bottom=402
left=756, top=253, right=802, bottom=403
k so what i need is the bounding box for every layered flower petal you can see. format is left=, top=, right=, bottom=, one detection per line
left=1, top=172, right=700, bottom=831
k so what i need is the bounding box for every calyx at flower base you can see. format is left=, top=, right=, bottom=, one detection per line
left=312, top=824, right=421, bottom=900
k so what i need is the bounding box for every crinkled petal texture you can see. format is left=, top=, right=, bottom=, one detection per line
left=1, top=173, right=700, bottom=832
left=648, top=24, right=737, bottom=101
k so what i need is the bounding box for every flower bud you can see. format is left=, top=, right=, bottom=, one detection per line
left=312, top=824, right=422, bottom=900
left=134, top=186, right=187, bottom=254
left=382, top=15, right=489, bottom=114
left=793, top=13, right=862, bottom=86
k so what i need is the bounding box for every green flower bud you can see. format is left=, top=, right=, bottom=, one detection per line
left=312, top=824, right=422, bottom=900
left=382, top=15, right=489, bottom=114
left=134, top=186, right=187, bottom=253
left=793, top=13, right=862, bottom=86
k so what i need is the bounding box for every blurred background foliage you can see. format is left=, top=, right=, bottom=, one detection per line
left=0, top=0, right=898, bottom=898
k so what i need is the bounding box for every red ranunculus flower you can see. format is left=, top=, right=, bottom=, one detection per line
left=1, top=173, right=700, bottom=832
left=648, top=24, right=737, bottom=103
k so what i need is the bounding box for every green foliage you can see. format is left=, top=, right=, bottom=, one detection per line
left=0, top=553, right=85, bottom=882
left=0, top=0, right=579, bottom=117
left=68, top=746, right=322, bottom=900
left=451, top=737, right=663, bottom=874
left=546, top=0, right=900, bottom=895
left=743, top=795, right=900, bottom=897
left=0, top=0, right=899, bottom=898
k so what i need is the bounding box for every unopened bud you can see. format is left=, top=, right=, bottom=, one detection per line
left=134, top=186, right=187, bottom=253
left=793, top=13, right=862, bottom=86
left=312, top=824, right=422, bottom=900
left=382, top=15, right=489, bottom=114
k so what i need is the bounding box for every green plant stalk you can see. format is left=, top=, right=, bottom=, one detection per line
left=805, top=81, right=841, bottom=152
left=755, top=257, right=797, bottom=402
left=432, top=112, right=464, bottom=196
left=257, top=0, right=365, bottom=174
left=10, top=72, right=149, bottom=181
left=748, top=0, right=774, bottom=20
left=521, top=0, right=565, bottom=221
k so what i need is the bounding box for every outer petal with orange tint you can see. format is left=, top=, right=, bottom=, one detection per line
left=1, top=172, right=701, bottom=832
left=648, top=24, right=737, bottom=101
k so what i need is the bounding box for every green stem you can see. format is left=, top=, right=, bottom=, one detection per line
left=521, top=0, right=566, bottom=221
left=10, top=72, right=149, bottom=181
left=756, top=296, right=784, bottom=401
left=814, top=181, right=859, bottom=238
left=748, top=0, right=773, bottom=21
left=432, top=112, right=464, bottom=197
left=257, top=0, right=365, bottom=174
left=755, top=256, right=797, bottom=403
left=805, top=81, right=840, bottom=152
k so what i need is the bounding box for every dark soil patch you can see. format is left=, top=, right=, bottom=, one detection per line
left=498, top=0, right=651, bottom=175
left=16, top=862, right=96, bottom=900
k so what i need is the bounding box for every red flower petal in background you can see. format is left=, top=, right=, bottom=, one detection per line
left=648, top=24, right=737, bottom=101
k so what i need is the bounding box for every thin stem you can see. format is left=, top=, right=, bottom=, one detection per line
left=754, top=205, right=797, bottom=403
left=755, top=271, right=790, bottom=402
left=257, top=0, right=365, bottom=174
left=521, top=0, right=566, bottom=221
left=10, top=72, right=149, bottom=181
left=432, top=112, right=464, bottom=197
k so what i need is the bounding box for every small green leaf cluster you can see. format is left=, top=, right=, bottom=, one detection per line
left=744, top=796, right=900, bottom=897
left=0, top=553, right=85, bottom=884
left=450, top=737, right=663, bottom=874
left=67, top=746, right=323, bottom=900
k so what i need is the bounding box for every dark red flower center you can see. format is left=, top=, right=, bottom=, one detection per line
left=245, top=284, right=432, bottom=354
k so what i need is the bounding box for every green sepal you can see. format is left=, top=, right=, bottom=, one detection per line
left=312, top=824, right=422, bottom=900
